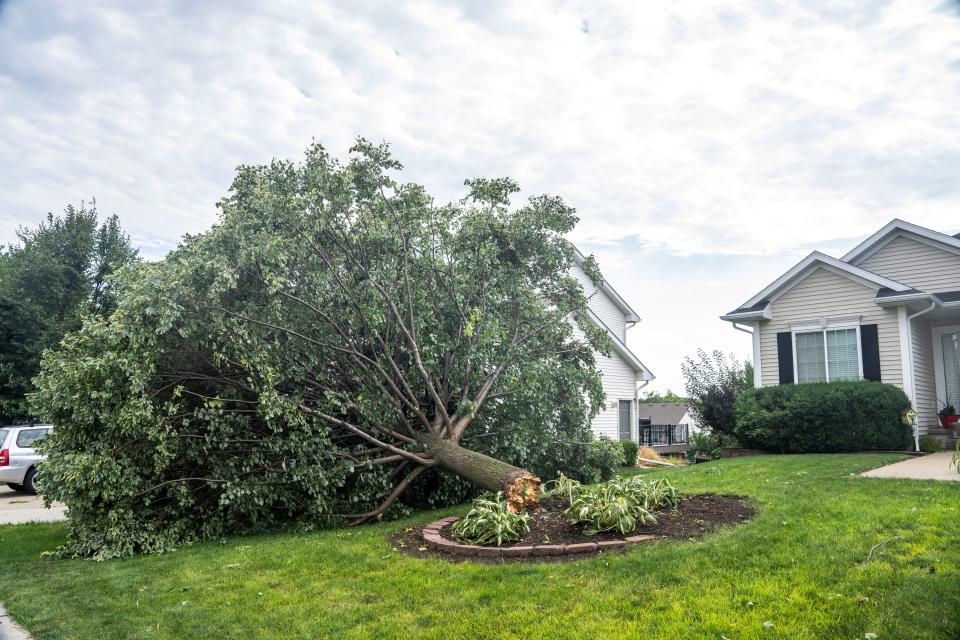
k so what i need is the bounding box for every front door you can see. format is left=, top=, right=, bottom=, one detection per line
left=618, top=400, right=632, bottom=441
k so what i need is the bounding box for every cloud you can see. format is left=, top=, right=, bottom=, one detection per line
left=1, top=0, right=959, bottom=390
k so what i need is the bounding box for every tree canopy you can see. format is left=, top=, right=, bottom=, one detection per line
left=681, top=349, right=753, bottom=436
left=0, top=203, right=137, bottom=422
left=638, top=389, right=688, bottom=404
left=33, top=140, right=613, bottom=558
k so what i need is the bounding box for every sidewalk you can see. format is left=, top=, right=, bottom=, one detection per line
left=861, top=451, right=960, bottom=481
left=0, top=489, right=66, bottom=525
left=0, top=605, right=31, bottom=640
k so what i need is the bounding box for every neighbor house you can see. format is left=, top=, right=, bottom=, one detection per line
left=722, top=219, right=960, bottom=445
left=572, top=249, right=655, bottom=443
left=636, top=402, right=699, bottom=453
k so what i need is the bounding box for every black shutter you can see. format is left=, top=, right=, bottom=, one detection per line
left=776, top=332, right=794, bottom=384
left=860, top=324, right=881, bottom=382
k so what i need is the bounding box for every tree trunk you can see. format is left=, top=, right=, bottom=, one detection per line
left=416, top=433, right=540, bottom=512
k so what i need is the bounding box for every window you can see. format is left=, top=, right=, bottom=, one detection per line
left=795, top=331, right=826, bottom=383
left=794, top=328, right=861, bottom=383
left=16, top=428, right=49, bottom=449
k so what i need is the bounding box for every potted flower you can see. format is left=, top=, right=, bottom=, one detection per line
left=938, top=401, right=959, bottom=428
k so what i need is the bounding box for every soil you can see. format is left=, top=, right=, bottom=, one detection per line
left=390, top=493, right=754, bottom=563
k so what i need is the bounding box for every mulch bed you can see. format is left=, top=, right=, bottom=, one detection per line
left=390, top=494, right=754, bottom=563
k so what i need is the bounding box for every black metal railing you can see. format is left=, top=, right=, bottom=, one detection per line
left=639, top=423, right=689, bottom=446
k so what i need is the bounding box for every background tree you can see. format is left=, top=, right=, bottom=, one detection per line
left=32, top=140, right=612, bottom=558
left=638, top=389, right=688, bottom=403
left=0, top=203, right=137, bottom=422
left=681, top=349, right=753, bottom=437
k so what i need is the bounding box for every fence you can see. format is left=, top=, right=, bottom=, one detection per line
left=639, top=423, right=689, bottom=447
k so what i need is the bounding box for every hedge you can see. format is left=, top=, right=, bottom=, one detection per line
left=734, top=381, right=911, bottom=453
left=619, top=439, right=639, bottom=467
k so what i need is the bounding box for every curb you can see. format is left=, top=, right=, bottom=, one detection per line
left=421, top=516, right=659, bottom=559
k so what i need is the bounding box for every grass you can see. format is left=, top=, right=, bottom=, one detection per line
left=1, top=453, right=958, bottom=639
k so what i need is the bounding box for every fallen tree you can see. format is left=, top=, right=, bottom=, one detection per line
left=32, top=140, right=612, bottom=557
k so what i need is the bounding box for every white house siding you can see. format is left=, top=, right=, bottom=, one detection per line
left=758, top=266, right=903, bottom=388
left=571, top=261, right=627, bottom=341
left=910, top=318, right=937, bottom=433
left=591, top=349, right=638, bottom=441
left=856, top=234, right=960, bottom=292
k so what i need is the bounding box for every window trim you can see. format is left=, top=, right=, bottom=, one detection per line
left=791, top=322, right=863, bottom=384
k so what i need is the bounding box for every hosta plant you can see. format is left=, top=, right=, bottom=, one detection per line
left=539, top=472, right=581, bottom=503
left=565, top=481, right=656, bottom=535
left=630, top=477, right=683, bottom=511
left=452, top=492, right=532, bottom=546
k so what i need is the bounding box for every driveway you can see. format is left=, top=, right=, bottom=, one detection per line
left=861, top=451, right=960, bottom=481
left=0, top=489, right=66, bottom=525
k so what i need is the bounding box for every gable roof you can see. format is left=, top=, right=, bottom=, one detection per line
left=841, top=219, right=960, bottom=264
left=572, top=246, right=641, bottom=324
left=722, top=251, right=912, bottom=320
left=637, top=402, right=690, bottom=425
left=587, top=308, right=655, bottom=380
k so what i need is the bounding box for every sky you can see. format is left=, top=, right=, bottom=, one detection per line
left=2, top=0, right=960, bottom=393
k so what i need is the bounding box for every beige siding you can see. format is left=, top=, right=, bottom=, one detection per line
left=911, top=318, right=937, bottom=433
left=857, top=234, right=960, bottom=292
left=571, top=262, right=627, bottom=341
left=758, top=267, right=903, bottom=388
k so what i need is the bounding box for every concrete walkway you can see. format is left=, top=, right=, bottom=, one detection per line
left=0, top=489, right=66, bottom=525
left=0, top=604, right=32, bottom=640
left=861, top=451, right=960, bottom=481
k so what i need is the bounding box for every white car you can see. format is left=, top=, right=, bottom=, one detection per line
left=0, top=424, right=52, bottom=495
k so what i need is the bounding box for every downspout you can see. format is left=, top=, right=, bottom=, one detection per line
left=904, top=299, right=937, bottom=451
left=635, top=379, right=650, bottom=444
left=732, top=322, right=754, bottom=336
left=733, top=322, right=760, bottom=387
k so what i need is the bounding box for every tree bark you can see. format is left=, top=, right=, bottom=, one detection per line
left=416, top=433, right=540, bottom=512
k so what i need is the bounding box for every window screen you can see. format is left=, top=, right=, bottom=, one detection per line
left=826, top=329, right=859, bottom=381
left=795, top=331, right=826, bottom=383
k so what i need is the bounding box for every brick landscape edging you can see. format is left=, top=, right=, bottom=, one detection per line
left=420, top=516, right=659, bottom=558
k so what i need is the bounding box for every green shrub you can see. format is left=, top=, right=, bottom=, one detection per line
left=619, top=440, right=639, bottom=467
left=919, top=435, right=943, bottom=453
left=686, top=430, right=737, bottom=462
left=583, top=437, right=626, bottom=482
left=451, top=492, right=531, bottom=546
left=734, top=381, right=911, bottom=453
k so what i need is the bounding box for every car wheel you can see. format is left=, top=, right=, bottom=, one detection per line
left=6, top=483, right=23, bottom=492
left=22, top=468, right=38, bottom=495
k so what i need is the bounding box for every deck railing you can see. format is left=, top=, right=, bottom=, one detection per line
left=639, top=423, right=689, bottom=446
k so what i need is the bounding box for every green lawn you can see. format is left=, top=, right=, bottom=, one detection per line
left=1, top=454, right=958, bottom=639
